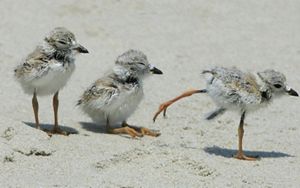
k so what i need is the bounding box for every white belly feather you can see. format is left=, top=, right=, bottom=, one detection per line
left=84, top=85, right=144, bottom=126
left=18, top=62, right=75, bottom=96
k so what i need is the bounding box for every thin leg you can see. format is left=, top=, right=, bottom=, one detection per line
left=153, top=89, right=206, bottom=122
left=49, top=91, right=68, bottom=136
left=206, top=107, right=226, bottom=120
left=234, top=111, right=257, bottom=161
left=53, top=91, right=59, bottom=128
left=32, top=90, right=40, bottom=129
left=105, top=118, right=142, bottom=138
left=122, top=121, right=160, bottom=137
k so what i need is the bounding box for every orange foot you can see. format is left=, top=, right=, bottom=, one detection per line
left=153, top=101, right=171, bottom=122
left=45, top=127, right=69, bottom=137
left=234, top=152, right=259, bottom=161
left=140, top=127, right=161, bottom=137
left=122, top=122, right=161, bottom=137
left=107, top=126, right=143, bottom=138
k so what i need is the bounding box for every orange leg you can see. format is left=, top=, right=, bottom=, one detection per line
left=122, top=121, right=160, bottom=137
left=105, top=119, right=142, bottom=138
left=47, top=91, right=68, bottom=136
left=234, top=111, right=258, bottom=161
left=153, top=89, right=206, bottom=122
left=53, top=91, right=59, bottom=129
left=32, top=91, right=40, bottom=129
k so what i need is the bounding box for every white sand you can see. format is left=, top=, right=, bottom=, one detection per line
left=1, top=0, right=300, bottom=187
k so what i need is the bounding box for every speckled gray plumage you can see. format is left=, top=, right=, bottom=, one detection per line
left=204, top=67, right=296, bottom=113
left=14, top=27, right=88, bottom=96
left=78, top=49, right=162, bottom=126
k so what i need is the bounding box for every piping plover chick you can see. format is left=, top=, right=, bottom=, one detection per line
left=78, top=49, right=162, bottom=138
left=153, top=67, right=298, bottom=160
left=14, top=27, right=88, bottom=135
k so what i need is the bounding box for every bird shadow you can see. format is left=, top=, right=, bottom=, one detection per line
left=79, top=122, right=106, bottom=134
left=23, top=122, right=79, bottom=135
left=80, top=122, right=132, bottom=139
left=203, top=146, right=292, bottom=159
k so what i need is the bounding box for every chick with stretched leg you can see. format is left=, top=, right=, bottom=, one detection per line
left=154, top=67, right=298, bottom=160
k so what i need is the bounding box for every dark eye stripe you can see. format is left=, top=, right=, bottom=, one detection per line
left=58, top=40, right=67, bottom=44
left=273, top=84, right=282, bottom=88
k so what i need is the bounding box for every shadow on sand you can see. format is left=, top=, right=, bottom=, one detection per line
left=204, top=146, right=292, bottom=159
left=79, top=122, right=106, bottom=134
left=23, top=122, right=79, bottom=134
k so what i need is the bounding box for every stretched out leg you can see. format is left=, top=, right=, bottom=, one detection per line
left=106, top=119, right=142, bottom=138
left=234, top=111, right=257, bottom=161
left=153, top=89, right=207, bottom=122
left=32, top=90, right=40, bottom=129
left=49, top=91, right=68, bottom=135
left=122, top=121, right=160, bottom=137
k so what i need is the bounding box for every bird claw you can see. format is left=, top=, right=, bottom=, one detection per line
left=153, top=103, right=170, bottom=122
left=233, top=153, right=259, bottom=161
left=140, top=128, right=161, bottom=137
left=122, top=122, right=161, bottom=137
left=45, top=127, right=69, bottom=137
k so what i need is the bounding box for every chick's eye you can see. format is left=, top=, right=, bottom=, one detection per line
left=58, top=40, right=67, bottom=45
left=138, top=62, right=145, bottom=66
left=273, top=84, right=282, bottom=88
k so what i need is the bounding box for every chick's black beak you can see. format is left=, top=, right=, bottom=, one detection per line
left=150, top=67, right=163, bottom=75
left=287, top=88, right=299, bottom=97
left=74, top=44, right=89, bottom=53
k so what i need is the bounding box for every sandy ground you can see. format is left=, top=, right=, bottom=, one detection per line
left=1, top=0, right=300, bottom=187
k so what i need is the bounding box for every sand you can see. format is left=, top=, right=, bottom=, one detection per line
left=1, top=0, right=300, bottom=187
